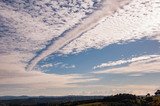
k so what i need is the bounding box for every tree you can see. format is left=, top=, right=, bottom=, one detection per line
left=146, top=93, right=150, bottom=97
left=155, top=90, right=160, bottom=96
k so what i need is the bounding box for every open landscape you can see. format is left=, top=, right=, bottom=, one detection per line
left=0, top=90, right=160, bottom=106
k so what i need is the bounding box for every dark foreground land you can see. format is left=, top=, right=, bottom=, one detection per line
left=0, top=94, right=160, bottom=106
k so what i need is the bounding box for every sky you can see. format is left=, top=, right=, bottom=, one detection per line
left=0, top=0, right=160, bottom=96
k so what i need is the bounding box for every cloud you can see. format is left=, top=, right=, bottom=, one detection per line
left=93, top=55, right=160, bottom=75
left=60, top=0, right=160, bottom=54
left=1, top=0, right=160, bottom=71
left=1, top=0, right=102, bottom=95
left=61, top=64, right=76, bottom=69
left=0, top=62, right=99, bottom=96
left=0, top=64, right=91, bottom=87
left=41, top=63, right=53, bottom=68
left=1, top=0, right=160, bottom=96
left=0, top=0, right=101, bottom=71
left=26, top=0, right=131, bottom=71
left=56, top=84, right=159, bottom=96
left=93, top=55, right=159, bottom=69
left=0, top=47, right=97, bottom=95
left=41, top=62, right=76, bottom=69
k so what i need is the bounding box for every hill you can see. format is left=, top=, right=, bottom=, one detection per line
left=0, top=93, right=160, bottom=106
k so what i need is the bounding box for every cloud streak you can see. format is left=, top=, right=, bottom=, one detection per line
left=93, top=55, right=160, bottom=75
left=93, top=55, right=159, bottom=69
left=41, top=62, right=76, bottom=69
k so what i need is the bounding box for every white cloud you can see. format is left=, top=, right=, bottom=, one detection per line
left=93, top=55, right=160, bottom=75
left=60, top=0, right=160, bottom=54
left=0, top=0, right=100, bottom=94
left=41, top=63, right=53, bottom=68
left=26, top=0, right=131, bottom=71
left=61, top=64, right=76, bottom=69
left=41, top=62, right=76, bottom=69
left=0, top=62, right=99, bottom=96
left=0, top=0, right=100, bottom=71
left=1, top=0, right=160, bottom=71
left=93, top=55, right=159, bottom=69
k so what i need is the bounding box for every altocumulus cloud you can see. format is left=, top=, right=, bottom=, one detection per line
left=60, top=0, right=160, bottom=54
left=0, top=0, right=101, bottom=95
left=0, top=0, right=160, bottom=96
left=26, top=0, right=131, bottom=71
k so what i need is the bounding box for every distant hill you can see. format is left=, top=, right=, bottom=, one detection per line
left=0, top=96, right=29, bottom=100
left=0, top=94, right=160, bottom=106
left=0, top=96, right=104, bottom=106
